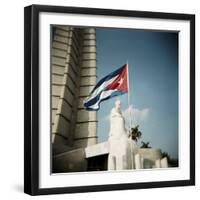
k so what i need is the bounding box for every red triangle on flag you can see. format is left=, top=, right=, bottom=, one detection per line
left=106, top=64, right=128, bottom=92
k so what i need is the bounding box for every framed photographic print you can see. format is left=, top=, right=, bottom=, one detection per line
left=24, top=4, right=195, bottom=195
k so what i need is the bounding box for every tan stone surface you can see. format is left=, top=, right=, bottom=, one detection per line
left=81, top=60, right=96, bottom=67
left=79, top=86, right=94, bottom=97
left=52, top=65, right=65, bottom=75
left=78, top=97, right=86, bottom=109
left=138, top=148, right=162, bottom=161
left=52, top=56, right=66, bottom=66
left=52, top=48, right=67, bottom=58
left=51, top=27, right=97, bottom=156
left=62, top=86, right=74, bottom=105
left=83, top=28, right=96, bottom=34
left=82, top=46, right=96, bottom=53
left=53, top=41, right=68, bottom=50
left=55, top=29, right=69, bottom=37
left=73, top=137, right=97, bottom=149
left=54, top=35, right=69, bottom=44
left=53, top=148, right=87, bottom=172
left=52, top=85, right=62, bottom=96
left=82, top=40, right=96, bottom=46
left=82, top=52, right=96, bottom=60
left=80, top=76, right=96, bottom=86
left=81, top=68, right=97, bottom=76
left=56, top=26, right=70, bottom=31
left=85, top=142, right=109, bottom=158
left=53, top=116, right=70, bottom=138
left=58, top=100, right=72, bottom=121
left=52, top=96, right=60, bottom=109
left=83, top=34, right=96, bottom=40
left=75, top=121, right=97, bottom=138
left=65, top=65, right=77, bottom=81
left=52, top=109, right=57, bottom=123
left=52, top=74, right=64, bottom=85
left=77, top=110, right=97, bottom=122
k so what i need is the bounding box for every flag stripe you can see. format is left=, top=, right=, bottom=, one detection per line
left=85, top=90, right=126, bottom=111
left=84, top=75, right=118, bottom=103
left=84, top=64, right=128, bottom=111
left=89, top=64, right=127, bottom=94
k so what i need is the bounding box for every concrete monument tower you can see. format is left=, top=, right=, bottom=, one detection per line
left=51, top=26, right=98, bottom=172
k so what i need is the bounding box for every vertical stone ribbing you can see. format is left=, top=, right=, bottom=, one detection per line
left=52, top=26, right=82, bottom=153
left=51, top=26, right=71, bottom=152
left=66, top=28, right=82, bottom=146
left=73, top=28, right=98, bottom=149
left=51, top=26, right=97, bottom=154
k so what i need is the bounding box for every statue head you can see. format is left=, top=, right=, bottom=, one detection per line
left=115, top=100, right=121, bottom=110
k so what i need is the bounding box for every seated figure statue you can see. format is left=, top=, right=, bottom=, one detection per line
left=109, top=100, right=127, bottom=139
left=108, top=100, right=137, bottom=170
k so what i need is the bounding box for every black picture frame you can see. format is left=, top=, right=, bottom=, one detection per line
left=24, top=4, right=195, bottom=195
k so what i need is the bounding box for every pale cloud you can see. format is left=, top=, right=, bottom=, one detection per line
left=122, top=105, right=149, bottom=126
left=103, top=104, right=149, bottom=127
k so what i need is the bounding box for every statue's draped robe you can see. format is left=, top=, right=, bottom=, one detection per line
left=108, top=107, right=137, bottom=170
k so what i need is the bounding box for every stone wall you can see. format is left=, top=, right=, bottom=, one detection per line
left=51, top=26, right=97, bottom=156
left=138, top=148, right=162, bottom=161
left=74, top=28, right=98, bottom=149
left=138, top=148, right=162, bottom=168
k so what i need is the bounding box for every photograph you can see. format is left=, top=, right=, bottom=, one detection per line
left=51, top=25, right=179, bottom=173
left=24, top=5, right=195, bottom=195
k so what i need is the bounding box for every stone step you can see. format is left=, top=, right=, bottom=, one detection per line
left=85, top=142, right=109, bottom=158
left=53, top=148, right=87, bottom=173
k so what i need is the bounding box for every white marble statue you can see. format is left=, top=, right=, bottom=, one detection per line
left=108, top=100, right=137, bottom=170
left=109, top=100, right=127, bottom=139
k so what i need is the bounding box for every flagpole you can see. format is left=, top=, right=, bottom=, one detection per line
left=126, top=60, right=131, bottom=131
left=127, top=61, right=134, bottom=168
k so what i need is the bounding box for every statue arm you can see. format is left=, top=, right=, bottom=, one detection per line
left=110, top=108, right=122, bottom=118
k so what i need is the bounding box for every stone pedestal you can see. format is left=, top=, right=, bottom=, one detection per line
left=155, top=159, right=161, bottom=168
left=161, top=157, right=168, bottom=168
left=135, top=154, right=142, bottom=169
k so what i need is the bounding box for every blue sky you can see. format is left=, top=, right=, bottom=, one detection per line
left=95, top=28, right=178, bottom=159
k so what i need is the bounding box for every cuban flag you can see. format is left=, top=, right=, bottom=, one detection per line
left=84, top=64, right=128, bottom=111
